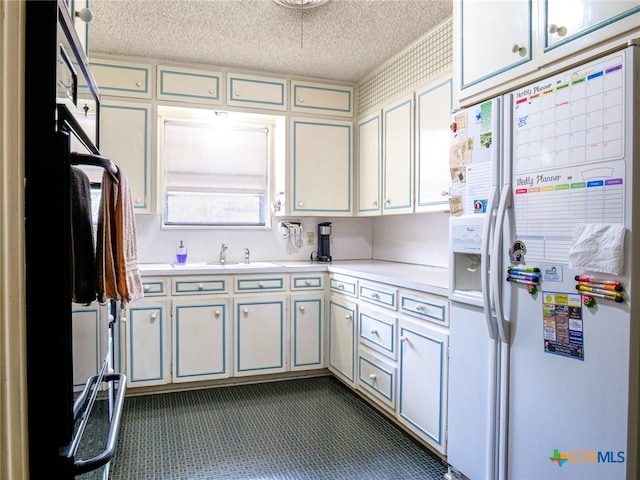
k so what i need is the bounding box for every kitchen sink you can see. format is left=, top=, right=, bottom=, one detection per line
left=171, top=262, right=281, bottom=268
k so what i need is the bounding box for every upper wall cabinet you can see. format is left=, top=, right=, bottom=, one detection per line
left=157, top=65, right=223, bottom=105
left=356, top=111, right=382, bottom=216
left=90, top=58, right=152, bottom=99
left=227, top=73, right=287, bottom=111
left=455, top=0, right=640, bottom=106
left=415, top=75, right=453, bottom=213
left=382, top=93, right=414, bottom=215
left=291, top=81, right=354, bottom=117
left=291, top=118, right=352, bottom=216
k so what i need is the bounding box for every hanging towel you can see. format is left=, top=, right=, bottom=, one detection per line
left=568, top=223, right=626, bottom=275
left=96, top=168, right=144, bottom=306
left=70, top=166, right=96, bottom=305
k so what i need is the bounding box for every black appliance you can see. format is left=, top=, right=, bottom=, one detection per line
left=25, top=2, right=126, bottom=478
left=317, top=222, right=332, bottom=262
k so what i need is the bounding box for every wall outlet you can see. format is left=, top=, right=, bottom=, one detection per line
left=306, top=232, right=314, bottom=245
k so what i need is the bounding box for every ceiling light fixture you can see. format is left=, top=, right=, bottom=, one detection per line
left=272, top=0, right=331, bottom=48
left=272, top=0, right=330, bottom=9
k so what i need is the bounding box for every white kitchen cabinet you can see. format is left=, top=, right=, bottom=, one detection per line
left=382, top=94, right=414, bottom=215
left=123, top=299, right=171, bottom=388
left=71, top=302, right=108, bottom=391
left=356, top=111, right=382, bottom=216
left=290, top=295, right=324, bottom=371
left=290, top=118, right=352, bottom=216
left=90, top=57, right=152, bottom=99
left=415, top=75, right=453, bottom=212
left=100, top=100, right=151, bottom=212
left=227, top=73, right=286, bottom=111
left=172, top=298, right=230, bottom=382
left=328, top=295, right=357, bottom=386
left=157, top=65, right=223, bottom=105
left=290, top=80, right=353, bottom=117
left=233, top=295, right=287, bottom=376
left=455, top=0, right=640, bottom=106
left=357, top=347, right=397, bottom=412
left=397, top=316, right=449, bottom=455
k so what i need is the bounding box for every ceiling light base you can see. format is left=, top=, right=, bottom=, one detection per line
left=272, top=0, right=330, bottom=9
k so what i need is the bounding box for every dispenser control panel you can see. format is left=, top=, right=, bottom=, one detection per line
left=450, top=218, right=484, bottom=254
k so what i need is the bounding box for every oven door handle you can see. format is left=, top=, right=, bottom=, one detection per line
left=71, top=373, right=127, bottom=475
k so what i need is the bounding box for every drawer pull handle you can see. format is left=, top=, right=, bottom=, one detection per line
left=135, top=81, right=142, bottom=87
left=143, top=285, right=151, bottom=292
left=345, top=314, right=352, bottom=320
left=235, top=91, right=241, bottom=97
left=371, top=292, right=379, bottom=299
left=258, top=282, right=264, bottom=288
left=305, top=280, right=311, bottom=286
left=298, top=97, right=304, bottom=103
left=208, top=89, right=215, bottom=95
left=370, top=329, right=378, bottom=335
left=416, top=304, right=425, bottom=311
left=369, top=373, right=377, bottom=381
left=299, top=305, right=305, bottom=312
left=338, top=283, right=344, bottom=290
left=150, top=313, right=158, bottom=320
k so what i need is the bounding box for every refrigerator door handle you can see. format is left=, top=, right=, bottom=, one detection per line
left=492, top=184, right=511, bottom=344
left=482, top=185, right=499, bottom=340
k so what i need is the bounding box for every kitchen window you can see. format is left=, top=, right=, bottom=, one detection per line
left=159, top=107, right=282, bottom=227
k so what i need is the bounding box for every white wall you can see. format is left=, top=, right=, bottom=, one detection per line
left=135, top=214, right=374, bottom=264
left=372, top=212, right=449, bottom=268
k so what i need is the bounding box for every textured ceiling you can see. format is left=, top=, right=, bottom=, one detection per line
left=88, top=0, right=453, bottom=83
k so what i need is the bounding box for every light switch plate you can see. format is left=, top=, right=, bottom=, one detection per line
left=306, top=232, right=314, bottom=245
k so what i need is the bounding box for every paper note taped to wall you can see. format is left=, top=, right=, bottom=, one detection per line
left=449, top=194, right=464, bottom=216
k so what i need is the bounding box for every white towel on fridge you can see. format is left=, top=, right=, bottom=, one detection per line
left=568, top=223, right=626, bottom=275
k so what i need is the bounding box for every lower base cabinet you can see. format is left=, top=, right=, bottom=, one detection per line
left=172, top=298, right=230, bottom=382
left=397, top=316, right=449, bottom=455
left=328, top=295, right=357, bottom=386
left=291, top=295, right=324, bottom=371
left=72, top=302, right=109, bottom=392
left=123, top=299, right=171, bottom=388
left=233, top=295, right=287, bottom=376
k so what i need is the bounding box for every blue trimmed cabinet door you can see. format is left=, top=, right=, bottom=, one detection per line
left=397, top=316, right=449, bottom=455
left=123, top=299, right=171, bottom=388
left=290, top=295, right=324, bottom=372
left=328, top=296, right=357, bottom=387
left=172, top=298, right=230, bottom=383
left=71, top=302, right=109, bottom=392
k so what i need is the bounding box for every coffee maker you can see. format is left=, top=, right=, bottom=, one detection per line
left=317, top=222, right=332, bottom=262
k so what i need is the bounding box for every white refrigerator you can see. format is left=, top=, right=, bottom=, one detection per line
left=447, top=42, right=640, bottom=480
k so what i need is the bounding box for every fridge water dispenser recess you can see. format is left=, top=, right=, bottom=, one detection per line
left=449, top=216, right=485, bottom=304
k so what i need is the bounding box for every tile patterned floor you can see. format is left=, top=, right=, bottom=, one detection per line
left=78, top=375, right=447, bottom=480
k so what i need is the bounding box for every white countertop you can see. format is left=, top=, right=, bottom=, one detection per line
left=139, top=259, right=449, bottom=296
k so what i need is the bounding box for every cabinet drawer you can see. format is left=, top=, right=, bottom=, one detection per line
left=358, top=309, right=397, bottom=360
left=90, top=58, right=151, bottom=99
left=291, top=81, right=353, bottom=117
left=329, top=274, right=358, bottom=298
left=227, top=73, right=286, bottom=111
left=172, top=277, right=229, bottom=295
left=234, top=275, right=286, bottom=293
left=357, top=349, right=396, bottom=410
left=141, top=278, right=168, bottom=297
left=290, top=274, right=324, bottom=291
left=359, top=282, right=397, bottom=310
left=157, top=65, right=222, bottom=104
left=399, top=290, right=448, bottom=325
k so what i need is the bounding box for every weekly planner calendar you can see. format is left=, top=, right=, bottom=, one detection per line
left=512, top=53, right=627, bottom=263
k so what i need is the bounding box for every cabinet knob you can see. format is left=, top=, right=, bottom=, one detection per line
left=150, top=313, right=158, bottom=320
left=400, top=335, right=408, bottom=343
left=416, top=304, right=425, bottom=311
left=198, top=284, right=204, bottom=290
left=208, top=89, right=215, bottom=95
left=135, top=197, right=142, bottom=204
left=371, top=292, right=379, bottom=299
left=143, top=285, right=151, bottom=292
left=373, top=201, right=378, bottom=207
left=370, top=329, right=378, bottom=335
left=135, top=81, right=142, bottom=87
left=297, top=201, right=304, bottom=207
left=299, top=305, right=305, bottom=312
left=258, top=281, right=264, bottom=288
left=120, top=316, right=127, bottom=323
left=214, top=310, right=221, bottom=317
left=235, top=91, right=241, bottom=97
left=511, top=44, right=526, bottom=56
left=369, top=373, right=377, bottom=381
left=345, top=313, right=352, bottom=320
left=441, top=190, right=449, bottom=197
left=548, top=24, right=567, bottom=36
left=243, top=308, right=249, bottom=315
left=385, top=199, right=391, bottom=206
left=305, top=279, right=311, bottom=286
left=298, top=97, right=304, bottom=103
left=338, top=283, right=344, bottom=290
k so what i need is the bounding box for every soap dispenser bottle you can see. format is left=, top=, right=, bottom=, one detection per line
left=176, top=240, right=187, bottom=264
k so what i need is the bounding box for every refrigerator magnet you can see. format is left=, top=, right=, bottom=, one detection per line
left=509, top=240, right=527, bottom=265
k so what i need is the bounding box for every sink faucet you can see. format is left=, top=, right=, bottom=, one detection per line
left=220, top=243, right=228, bottom=265
left=244, top=248, right=250, bottom=264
